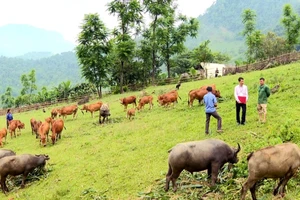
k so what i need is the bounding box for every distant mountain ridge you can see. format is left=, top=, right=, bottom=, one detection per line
left=185, top=0, right=300, bottom=60
left=0, top=24, right=75, bottom=57
left=0, top=51, right=82, bottom=96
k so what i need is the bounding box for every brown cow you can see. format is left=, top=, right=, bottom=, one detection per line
left=38, top=118, right=51, bottom=147
left=51, top=108, right=59, bottom=119
left=120, top=96, right=137, bottom=110
left=127, top=108, right=136, bottom=120
left=137, top=96, right=153, bottom=110
left=51, top=119, right=64, bottom=145
left=57, top=104, right=78, bottom=119
left=8, top=120, right=25, bottom=138
left=30, top=118, right=42, bottom=138
left=157, top=90, right=181, bottom=106
left=0, top=128, right=7, bottom=147
left=188, top=87, right=221, bottom=107
left=158, top=93, right=179, bottom=107
left=81, top=101, right=103, bottom=118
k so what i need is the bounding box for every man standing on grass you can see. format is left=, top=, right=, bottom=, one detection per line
left=234, top=77, right=248, bottom=125
left=203, top=86, right=223, bottom=134
left=257, top=77, right=270, bottom=123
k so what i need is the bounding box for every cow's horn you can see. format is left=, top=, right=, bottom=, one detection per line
left=236, top=143, right=241, bottom=153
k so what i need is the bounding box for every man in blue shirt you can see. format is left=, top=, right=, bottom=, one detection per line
left=203, top=86, right=223, bottom=134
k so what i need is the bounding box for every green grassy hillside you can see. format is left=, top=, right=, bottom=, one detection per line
left=1, top=62, right=300, bottom=200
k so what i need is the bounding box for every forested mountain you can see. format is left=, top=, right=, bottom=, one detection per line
left=0, top=51, right=82, bottom=96
left=0, top=24, right=75, bottom=57
left=186, top=0, right=300, bottom=60
left=17, top=52, right=54, bottom=60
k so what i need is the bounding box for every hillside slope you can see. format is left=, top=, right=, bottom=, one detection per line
left=0, top=62, right=300, bottom=199
left=186, top=0, right=300, bottom=60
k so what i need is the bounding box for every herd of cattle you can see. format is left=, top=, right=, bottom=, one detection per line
left=0, top=83, right=298, bottom=199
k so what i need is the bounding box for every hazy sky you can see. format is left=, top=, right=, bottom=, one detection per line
left=0, top=0, right=215, bottom=44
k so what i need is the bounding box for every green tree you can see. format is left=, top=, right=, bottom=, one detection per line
left=157, top=7, right=199, bottom=78
left=76, top=13, right=112, bottom=98
left=1, top=87, right=15, bottom=108
left=281, top=4, right=300, bottom=51
left=143, top=0, right=172, bottom=83
left=20, top=69, right=37, bottom=104
left=242, top=9, right=264, bottom=63
left=172, top=51, right=193, bottom=76
left=262, top=32, right=288, bottom=58
left=191, top=40, right=214, bottom=66
left=108, top=0, right=143, bottom=93
left=54, top=81, right=73, bottom=99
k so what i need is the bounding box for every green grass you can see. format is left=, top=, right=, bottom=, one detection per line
left=1, top=62, right=300, bottom=200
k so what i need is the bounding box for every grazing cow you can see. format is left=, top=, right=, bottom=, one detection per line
left=158, top=93, right=179, bottom=107
left=51, top=108, right=59, bottom=119
left=241, top=143, right=300, bottom=200
left=0, top=154, right=49, bottom=193
left=0, top=128, right=8, bottom=147
left=120, top=96, right=137, bottom=110
left=165, top=139, right=240, bottom=192
left=157, top=90, right=181, bottom=106
left=127, top=108, right=136, bottom=120
left=99, top=104, right=110, bottom=124
left=30, top=118, right=42, bottom=138
left=8, top=120, right=25, bottom=138
left=51, top=119, right=64, bottom=145
left=0, top=149, right=16, bottom=159
left=81, top=101, right=103, bottom=118
left=188, top=87, right=221, bottom=107
left=38, top=118, right=51, bottom=147
left=137, top=96, right=153, bottom=110
left=57, top=104, right=78, bottom=119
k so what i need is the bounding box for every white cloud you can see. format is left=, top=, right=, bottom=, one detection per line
left=0, top=0, right=214, bottom=44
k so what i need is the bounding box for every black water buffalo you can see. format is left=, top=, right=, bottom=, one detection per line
left=0, top=149, right=16, bottom=159
left=0, top=154, right=50, bottom=193
left=165, top=139, right=240, bottom=192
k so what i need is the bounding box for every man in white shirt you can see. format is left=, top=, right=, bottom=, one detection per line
left=234, top=77, right=248, bottom=125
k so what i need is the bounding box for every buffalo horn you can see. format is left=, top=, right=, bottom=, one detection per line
left=236, top=143, right=241, bottom=153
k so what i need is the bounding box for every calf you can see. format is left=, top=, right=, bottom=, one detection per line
left=0, top=128, right=8, bottom=147
left=127, top=108, right=136, bottom=120
left=137, top=96, right=153, bottom=111
left=165, top=139, right=240, bottom=192
left=0, top=149, right=16, bottom=159
left=38, top=118, right=51, bottom=147
left=0, top=154, right=49, bottom=193
left=51, top=119, right=64, bottom=145
left=241, top=143, right=300, bottom=200
left=99, top=104, right=110, bottom=124
left=120, top=96, right=137, bottom=110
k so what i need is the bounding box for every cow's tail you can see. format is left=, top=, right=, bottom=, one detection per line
left=167, top=148, right=173, bottom=153
left=187, top=93, right=190, bottom=106
left=178, top=95, right=182, bottom=100
left=64, top=126, right=67, bottom=130
left=247, top=152, right=254, bottom=161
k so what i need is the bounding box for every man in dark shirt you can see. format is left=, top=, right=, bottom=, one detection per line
left=257, top=78, right=270, bottom=123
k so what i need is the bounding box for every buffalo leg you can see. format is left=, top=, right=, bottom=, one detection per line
left=1, top=175, right=9, bottom=193
left=170, top=169, right=182, bottom=192
left=273, top=177, right=284, bottom=195
left=241, top=178, right=257, bottom=200
left=278, top=169, right=295, bottom=196
left=250, top=182, right=257, bottom=200
left=21, top=173, right=29, bottom=188
left=210, top=163, right=220, bottom=186
left=165, top=165, right=172, bottom=191
left=207, top=164, right=212, bottom=179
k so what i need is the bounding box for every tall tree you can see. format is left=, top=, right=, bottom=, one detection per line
left=262, top=32, right=288, bottom=58
left=108, top=0, right=143, bottom=93
left=76, top=13, right=112, bottom=98
left=143, top=0, right=172, bottom=83
left=191, top=40, right=214, bottom=66
left=20, top=69, right=37, bottom=103
left=157, top=6, right=199, bottom=78
left=242, top=9, right=263, bottom=63
left=1, top=87, right=15, bottom=108
left=281, top=4, right=300, bottom=51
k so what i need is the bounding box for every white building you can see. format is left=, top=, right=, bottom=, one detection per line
left=200, top=62, right=227, bottom=79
